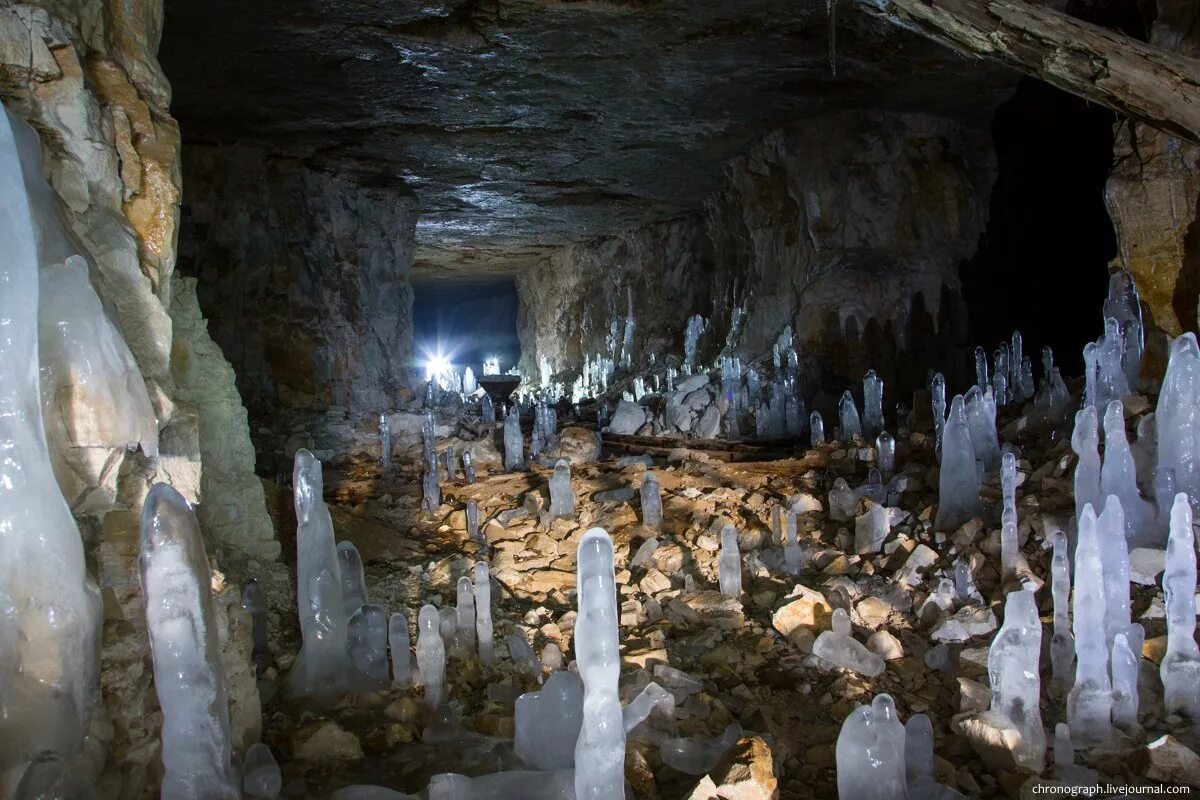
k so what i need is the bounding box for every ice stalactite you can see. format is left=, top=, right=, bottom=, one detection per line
left=1161, top=493, right=1200, bottom=717
left=986, top=589, right=1045, bottom=772
left=138, top=483, right=240, bottom=800
left=574, top=529, right=624, bottom=800
left=935, top=395, right=980, bottom=531
left=0, top=106, right=102, bottom=778
left=1067, top=505, right=1112, bottom=746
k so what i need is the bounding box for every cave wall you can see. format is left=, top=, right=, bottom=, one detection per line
left=0, top=2, right=272, bottom=795
left=177, top=144, right=420, bottom=421
left=1104, top=0, right=1200, bottom=353
left=517, top=109, right=993, bottom=405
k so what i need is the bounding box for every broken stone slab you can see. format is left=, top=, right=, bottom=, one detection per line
left=895, top=544, right=939, bottom=587
left=607, top=400, right=648, bottom=434
left=952, top=710, right=1024, bottom=773
left=931, top=605, right=999, bottom=643
left=1139, top=735, right=1200, bottom=789
left=771, top=585, right=832, bottom=637
left=670, top=591, right=745, bottom=630
left=676, top=373, right=710, bottom=394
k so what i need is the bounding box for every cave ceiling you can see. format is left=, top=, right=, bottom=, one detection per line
left=161, top=0, right=1016, bottom=275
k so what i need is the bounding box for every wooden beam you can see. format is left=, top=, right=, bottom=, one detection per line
left=857, top=0, right=1200, bottom=144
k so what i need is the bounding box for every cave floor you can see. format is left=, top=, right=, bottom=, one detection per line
left=252, top=397, right=1183, bottom=799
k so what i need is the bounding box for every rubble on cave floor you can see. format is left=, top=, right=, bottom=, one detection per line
left=250, top=392, right=1193, bottom=800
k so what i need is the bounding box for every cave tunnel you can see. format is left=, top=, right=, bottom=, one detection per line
left=2, top=0, right=1199, bottom=797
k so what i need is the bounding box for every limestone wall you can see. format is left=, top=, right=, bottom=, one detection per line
left=517, top=110, right=993, bottom=404
left=0, top=2, right=274, bottom=795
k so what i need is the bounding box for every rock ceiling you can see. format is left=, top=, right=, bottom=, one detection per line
left=160, top=0, right=1015, bottom=275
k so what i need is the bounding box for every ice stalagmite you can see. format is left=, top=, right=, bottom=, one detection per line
left=1110, top=633, right=1138, bottom=730
left=1161, top=493, right=1200, bottom=717
left=515, top=671, right=583, bottom=770
left=389, top=613, right=411, bottom=684
left=243, top=743, right=282, bottom=800
left=548, top=459, right=575, bottom=519
left=659, top=725, right=742, bottom=775
left=813, top=609, right=884, bottom=677
left=0, top=107, right=102, bottom=776
left=338, top=541, right=368, bottom=618
left=456, top=576, right=476, bottom=650
left=974, top=348, right=988, bottom=392
left=1097, top=496, right=1131, bottom=648
left=466, top=499, right=481, bottom=545
left=863, top=370, right=884, bottom=438
left=904, top=713, right=933, bottom=787
left=640, top=471, right=663, bottom=528
left=718, top=524, right=742, bottom=597
left=810, top=411, right=825, bottom=446
left=13, top=751, right=97, bottom=800
left=835, top=694, right=905, bottom=800
left=930, top=373, right=946, bottom=458
left=1103, top=270, right=1144, bottom=387
left=876, top=432, right=895, bottom=476
left=417, top=605, right=446, bottom=708
left=574, top=528, right=625, bottom=800
left=964, top=386, right=1000, bottom=473
left=348, top=605, right=390, bottom=685
left=139, top=484, right=239, bottom=800
left=1095, top=318, right=1131, bottom=410
left=481, top=394, right=496, bottom=424
left=422, top=462, right=440, bottom=515
left=463, top=367, right=477, bottom=395
left=379, top=414, right=392, bottom=469
left=462, top=450, right=476, bottom=483
left=838, top=390, right=862, bottom=440
left=1050, top=531, right=1074, bottom=688
left=1155, top=333, right=1200, bottom=507
left=1101, top=401, right=1155, bottom=544
left=1067, top=506, right=1112, bottom=745
left=1071, top=407, right=1102, bottom=521
left=987, top=589, right=1045, bottom=771
left=289, top=449, right=358, bottom=697
left=935, top=396, right=980, bottom=531
left=999, top=453, right=1019, bottom=578
left=475, top=561, right=494, bottom=665
left=504, top=406, right=523, bottom=471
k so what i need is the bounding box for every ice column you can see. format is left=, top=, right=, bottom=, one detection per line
left=838, top=390, right=862, bottom=440
left=338, top=541, right=368, bottom=619
left=987, top=589, right=1045, bottom=771
left=640, top=471, right=663, bottom=528
left=1161, top=493, right=1200, bottom=717
left=290, top=449, right=357, bottom=696
left=1067, top=506, right=1112, bottom=745
left=379, top=414, right=392, bottom=469
left=389, top=613, right=412, bottom=684
left=1050, top=530, right=1075, bottom=688
left=935, top=396, right=981, bottom=531
left=548, top=460, right=576, bottom=519
left=475, top=561, right=494, bottom=665
left=835, top=694, right=906, bottom=800
left=0, top=107, right=101, bottom=771
left=1071, top=407, right=1102, bottom=520
left=504, top=406, right=523, bottom=471
left=139, top=484, right=239, bottom=800
left=417, top=605, right=446, bottom=709
left=863, top=370, right=884, bottom=438
left=574, top=529, right=625, bottom=800
left=718, top=524, right=742, bottom=597
left=461, top=450, right=476, bottom=483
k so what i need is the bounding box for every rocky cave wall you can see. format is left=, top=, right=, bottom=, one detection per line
left=1104, top=0, right=1200, bottom=359
left=517, top=109, right=994, bottom=406
left=177, top=144, right=420, bottom=423
left=0, top=2, right=275, bottom=796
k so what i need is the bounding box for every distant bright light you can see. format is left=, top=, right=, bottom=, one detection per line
left=424, top=352, right=452, bottom=383
left=483, top=356, right=501, bottom=376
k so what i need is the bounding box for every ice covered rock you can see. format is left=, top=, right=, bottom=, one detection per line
left=854, top=501, right=890, bottom=554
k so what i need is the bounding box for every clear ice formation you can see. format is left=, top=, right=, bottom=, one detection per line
left=507, top=634, right=542, bottom=676
left=810, top=411, right=825, bottom=446
left=389, top=612, right=412, bottom=684
left=38, top=258, right=158, bottom=461
left=1067, top=505, right=1113, bottom=745
left=515, top=671, right=583, bottom=770
left=784, top=510, right=803, bottom=572
left=863, top=370, right=884, bottom=438
left=954, top=560, right=984, bottom=605
left=139, top=484, right=240, bottom=800
left=443, top=445, right=457, bottom=480
left=813, top=608, right=884, bottom=677
left=1103, top=270, right=1144, bottom=387
left=622, top=682, right=674, bottom=734
left=835, top=694, right=905, bottom=799
left=1161, top=492, right=1200, bottom=717
left=475, top=561, right=494, bottom=665
left=417, top=604, right=447, bottom=709
left=631, top=537, right=659, bottom=569
left=243, top=579, right=271, bottom=677
left=14, top=750, right=98, bottom=799
left=338, top=541, right=368, bottom=619
left=1050, top=530, right=1075, bottom=689
left=466, top=499, right=482, bottom=545
left=457, top=577, right=476, bottom=651
left=504, top=407, right=523, bottom=471
left=348, top=604, right=390, bottom=685
left=930, top=373, right=946, bottom=458
left=935, top=395, right=981, bottom=531
left=0, top=107, right=103, bottom=774
left=659, top=724, right=742, bottom=775
left=1155, top=333, right=1200, bottom=508
left=904, top=713, right=933, bottom=788
left=838, top=390, right=862, bottom=440
left=1101, top=401, right=1155, bottom=544
left=462, top=450, right=476, bottom=483
left=243, top=743, right=282, bottom=800
left=548, top=459, right=576, bottom=519
left=683, top=314, right=706, bottom=373
left=640, top=472, right=663, bottom=528
left=1098, top=496, right=1131, bottom=649
left=379, top=414, right=392, bottom=469
left=964, top=386, right=1000, bottom=473
left=1110, top=633, right=1139, bottom=730
left=987, top=588, right=1045, bottom=772
left=828, top=478, right=857, bottom=521
left=422, top=462, right=441, bottom=515
left=717, top=524, right=742, bottom=598
left=1071, top=406, right=1103, bottom=520
left=974, top=348, right=988, bottom=393
left=876, top=431, right=895, bottom=476
left=574, top=528, right=624, bottom=800
left=1092, top=318, right=1131, bottom=411
left=481, top=394, right=496, bottom=425
left=1000, top=453, right=1019, bottom=578
left=854, top=501, right=890, bottom=554
left=290, top=450, right=359, bottom=696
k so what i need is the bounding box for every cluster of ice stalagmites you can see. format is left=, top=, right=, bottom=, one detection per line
left=138, top=484, right=241, bottom=799
left=0, top=106, right=103, bottom=780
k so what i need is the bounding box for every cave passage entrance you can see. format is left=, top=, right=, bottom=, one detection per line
left=412, top=278, right=521, bottom=379
left=961, top=77, right=1119, bottom=378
